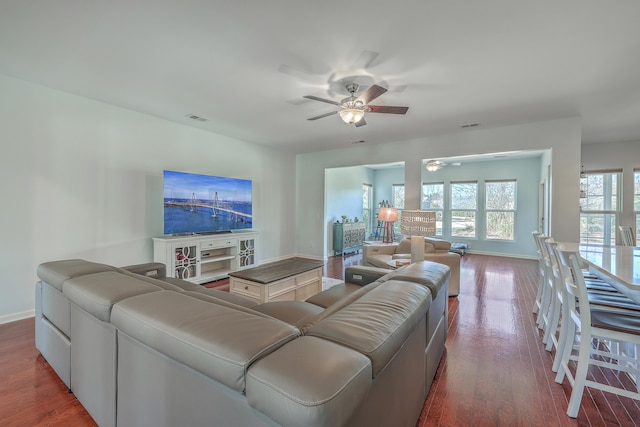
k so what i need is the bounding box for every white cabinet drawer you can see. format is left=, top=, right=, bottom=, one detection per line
left=201, top=238, right=237, bottom=249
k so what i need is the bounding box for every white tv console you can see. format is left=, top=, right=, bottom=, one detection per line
left=153, top=230, right=258, bottom=284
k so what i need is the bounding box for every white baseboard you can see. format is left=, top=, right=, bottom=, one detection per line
left=465, top=250, right=536, bottom=260
left=0, top=309, right=34, bottom=325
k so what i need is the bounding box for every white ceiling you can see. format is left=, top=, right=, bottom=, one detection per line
left=1, top=1, right=639, bottom=154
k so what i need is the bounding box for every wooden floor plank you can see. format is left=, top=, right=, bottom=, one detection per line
left=1, top=253, right=638, bottom=426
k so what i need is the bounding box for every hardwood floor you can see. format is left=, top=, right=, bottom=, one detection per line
left=2, top=254, right=638, bottom=426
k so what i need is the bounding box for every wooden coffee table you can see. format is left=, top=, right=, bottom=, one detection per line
left=386, top=259, right=411, bottom=269
left=228, top=257, right=323, bottom=303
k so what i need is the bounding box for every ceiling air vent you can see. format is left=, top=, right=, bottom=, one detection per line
left=460, top=122, right=480, bottom=129
left=185, top=114, right=208, bottom=122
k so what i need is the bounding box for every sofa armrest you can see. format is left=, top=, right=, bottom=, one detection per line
left=345, top=265, right=393, bottom=286
left=423, top=252, right=461, bottom=296
left=424, top=237, right=451, bottom=251
left=120, top=262, right=167, bottom=279
left=364, top=244, right=398, bottom=256
left=362, top=244, right=398, bottom=266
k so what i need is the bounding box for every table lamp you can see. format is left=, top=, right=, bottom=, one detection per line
left=378, top=207, right=398, bottom=243
left=400, top=210, right=437, bottom=263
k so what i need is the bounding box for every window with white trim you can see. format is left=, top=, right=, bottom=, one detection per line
left=634, top=171, right=640, bottom=240
left=450, top=181, right=477, bottom=238
left=362, top=183, right=373, bottom=237
left=392, top=184, right=405, bottom=235
left=422, top=182, right=444, bottom=236
left=392, top=184, right=405, bottom=209
left=485, top=180, right=516, bottom=240
left=579, top=171, right=620, bottom=245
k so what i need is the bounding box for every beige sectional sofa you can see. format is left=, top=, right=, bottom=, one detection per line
left=363, top=237, right=461, bottom=296
left=35, top=258, right=450, bottom=427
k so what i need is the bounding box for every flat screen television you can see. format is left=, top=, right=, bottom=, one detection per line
left=163, top=170, right=252, bottom=235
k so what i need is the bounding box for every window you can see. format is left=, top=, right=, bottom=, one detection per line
left=579, top=171, right=620, bottom=245
left=422, top=182, right=444, bottom=236
left=392, top=184, right=405, bottom=235
left=450, top=181, right=477, bottom=238
left=392, top=184, right=405, bottom=209
left=485, top=180, right=516, bottom=240
left=362, top=183, right=373, bottom=237
left=635, top=172, right=640, bottom=240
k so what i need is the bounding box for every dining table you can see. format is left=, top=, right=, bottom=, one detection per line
left=558, top=242, right=640, bottom=304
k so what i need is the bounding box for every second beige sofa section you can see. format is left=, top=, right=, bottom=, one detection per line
left=362, top=237, right=461, bottom=296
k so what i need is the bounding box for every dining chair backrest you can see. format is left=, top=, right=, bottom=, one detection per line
left=619, top=226, right=635, bottom=246
left=556, top=247, right=590, bottom=328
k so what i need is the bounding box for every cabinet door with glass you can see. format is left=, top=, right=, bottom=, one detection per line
left=172, top=243, right=199, bottom=280
left=238, top=237, right=256, bottom=269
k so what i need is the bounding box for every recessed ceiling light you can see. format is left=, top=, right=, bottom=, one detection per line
left=185, top=114, right=208, bottom=122
left=460, top=122, right=480, bottom=128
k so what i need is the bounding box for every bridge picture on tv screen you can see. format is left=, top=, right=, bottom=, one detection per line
left=163, top=170, right=252, bottom=235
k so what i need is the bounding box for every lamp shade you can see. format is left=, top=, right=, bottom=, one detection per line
left=378, top=207, right=398, bottom=222
left=400, top=210, right=437, bottom=264
left=400, top=210, right=436, bottom=236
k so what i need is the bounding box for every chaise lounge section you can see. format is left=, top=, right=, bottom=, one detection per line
left=35, top=258, right=450, bottom=427
left=363, top=237, right=461, bottom=296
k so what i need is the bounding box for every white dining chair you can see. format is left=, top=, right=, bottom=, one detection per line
left=619, top=225, right=636, bottom=246
left=546, top=242, right=623, bottom=372
left=554, top=248, right=640, bottom=418
left=532, top=231, right=547, bottom=316
left=535, top=234, right=553, bottom=330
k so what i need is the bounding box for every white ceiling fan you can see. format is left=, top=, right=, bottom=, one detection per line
left=425, top=159, right=461, bottom=173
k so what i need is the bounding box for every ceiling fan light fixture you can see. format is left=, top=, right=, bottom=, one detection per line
left=339, top=108, right=365, bottom=124
left=425, top=160, right=442, bottom=173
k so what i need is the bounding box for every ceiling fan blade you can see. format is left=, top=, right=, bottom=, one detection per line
left=358, top=84, right=387, bottom=104
left=351, top=50, right=379, bottom=70
left=303, top=95, right=340, bottom=105
left=307, top=111, right=337, bottom=121
left=368, top=105, right=409, bottom=114
left=354, top=117, right=367, bottom=127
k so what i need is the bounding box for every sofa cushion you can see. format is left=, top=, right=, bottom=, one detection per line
left=389, top=261, right=451, bottom=298
left=364, top=254, right=395, bottom=269
left=111, top=291, right=300, bottom=393
left=305, top=283, right=362, bottom=308
left=37, top=259, right=115, bottom=291
left=183, top=288, right=259, bottom=308
left=299, top=280, right=386, bottom=334
left=63, top=271, right=163, bottom=322
left=118, top=270, right=186, bottom=292
left=307, top=280, right=431, bottom=377
left=246, top=336, right=372, bottom=427
left=251, top=301, right=324, bottom=327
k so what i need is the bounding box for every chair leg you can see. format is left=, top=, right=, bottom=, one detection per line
left=552, top=303, right=569, bottom=373
left=545, top=296, right=561, bottom=351
left=537, top=271, right=550, bottom=329
left=555, top=320, right=576, bottom=384
left=533, top=271, right=544, bottom=314
left=566, top=336, right=592, bottom=418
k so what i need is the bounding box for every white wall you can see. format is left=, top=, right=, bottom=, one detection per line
left=0, top=74, right=297, bottom=322
left=325, top=166, right=374, bottom=255
left=296, top=117, right=582, bottom=259
left=326, top=157, right=542, bottom=258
